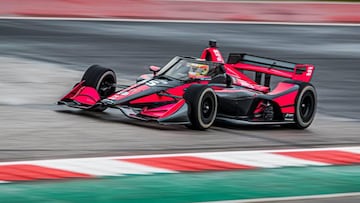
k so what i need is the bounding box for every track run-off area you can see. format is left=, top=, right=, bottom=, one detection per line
left=0, top=19, right=360, bottom=202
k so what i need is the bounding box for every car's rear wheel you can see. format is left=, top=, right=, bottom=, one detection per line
left=82, top=65, right=117, bottom=111
left=292, top=84, right=317, bottom=129
left=184, top=85, right=217, bottom=130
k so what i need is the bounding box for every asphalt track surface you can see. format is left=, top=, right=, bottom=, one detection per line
left=0, top=20, right=360, bottom=162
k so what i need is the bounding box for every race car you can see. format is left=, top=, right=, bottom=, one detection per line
left=58, top=40, right=317, bottom=130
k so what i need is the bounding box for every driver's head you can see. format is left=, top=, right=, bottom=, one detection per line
left=188, top=63, right=209, bottom=79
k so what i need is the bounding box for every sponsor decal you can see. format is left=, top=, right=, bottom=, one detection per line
left=285, top=113, right=294, bottom=120
left=213, top=49, right=223, bottom=62
left=306, top=66, right=314, bottom=77
left=146, top=80, right=168, bottom=87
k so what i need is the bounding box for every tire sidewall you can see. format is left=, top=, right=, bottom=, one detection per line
left=196, top=88, right=218, bottom=129
left=82, top=65, right=116, bottom=99
left=95, top=70, right=116, bottom=97
left=184, top=85, right=218, bottom=130
left=295, top=85, right=317, bottom=128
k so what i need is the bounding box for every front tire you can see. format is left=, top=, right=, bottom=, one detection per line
left=82, top=65, right=117, bottom=111
left=292, top=84, right=317, bottom=129
left=184, top=85, right=218, bottom=130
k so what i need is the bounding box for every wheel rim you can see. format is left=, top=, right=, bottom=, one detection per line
left=300, top=91, right=315, bottom=123
left=98, top=75, right=115, bottom=98
left=200, top=93, right=215, bottom=124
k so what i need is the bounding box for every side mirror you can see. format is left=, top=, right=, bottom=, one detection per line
left=149, top=65, right=161, bottom=76
left=225, top=74, right=233, bottom=88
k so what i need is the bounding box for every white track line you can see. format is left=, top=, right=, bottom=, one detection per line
left=198, top=192, right=360, bottom=203
left=170, top=0, right=360, bottom=5
left=33, top=158, right=175, bottom=176
left=0, top=146, right=359, bottom=166
left=0, top=16, right=360, bottom=27
left=341, top=147, right=360, bottom=155
left=196, top=152, right=328, bottom=168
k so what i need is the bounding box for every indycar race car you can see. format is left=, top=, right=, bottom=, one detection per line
left=58, top=40, right=317, bottom=130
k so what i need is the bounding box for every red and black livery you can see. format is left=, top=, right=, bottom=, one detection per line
left=58, top=41, right=317, bottom=130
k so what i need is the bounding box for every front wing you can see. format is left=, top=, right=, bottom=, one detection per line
left=116, top=101, right=191, bottom=125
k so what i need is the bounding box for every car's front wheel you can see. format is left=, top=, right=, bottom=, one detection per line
left=184, top=85, right=218, bottom=130
left=81, top=65, right=117, bottom=111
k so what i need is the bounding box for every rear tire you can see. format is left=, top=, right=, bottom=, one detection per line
left=292, top=84, right=317, bottom=129
left=82, top=65, right=117, bottom=111
left=184, top=85, right=217, bottom=130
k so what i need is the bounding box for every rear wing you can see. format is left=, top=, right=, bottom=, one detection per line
left=227, top=53, right=315, bottom=83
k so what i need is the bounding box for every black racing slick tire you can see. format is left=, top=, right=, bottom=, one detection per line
left=82, top=65, right=117, bottom=111
left=184, top=85, right=218, bottom=130
left=82, top=65, right=117, bottom=99
left=292, top=83, right=317, bottom=129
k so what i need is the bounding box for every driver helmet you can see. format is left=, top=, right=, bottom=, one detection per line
left=188, top=63, right=209, bottom=79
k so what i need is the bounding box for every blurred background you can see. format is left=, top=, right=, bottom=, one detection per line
left=0, top=0, right=360, bottom=202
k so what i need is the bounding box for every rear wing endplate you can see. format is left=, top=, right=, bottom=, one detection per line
left=227, top=53, right=315, bottom=83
